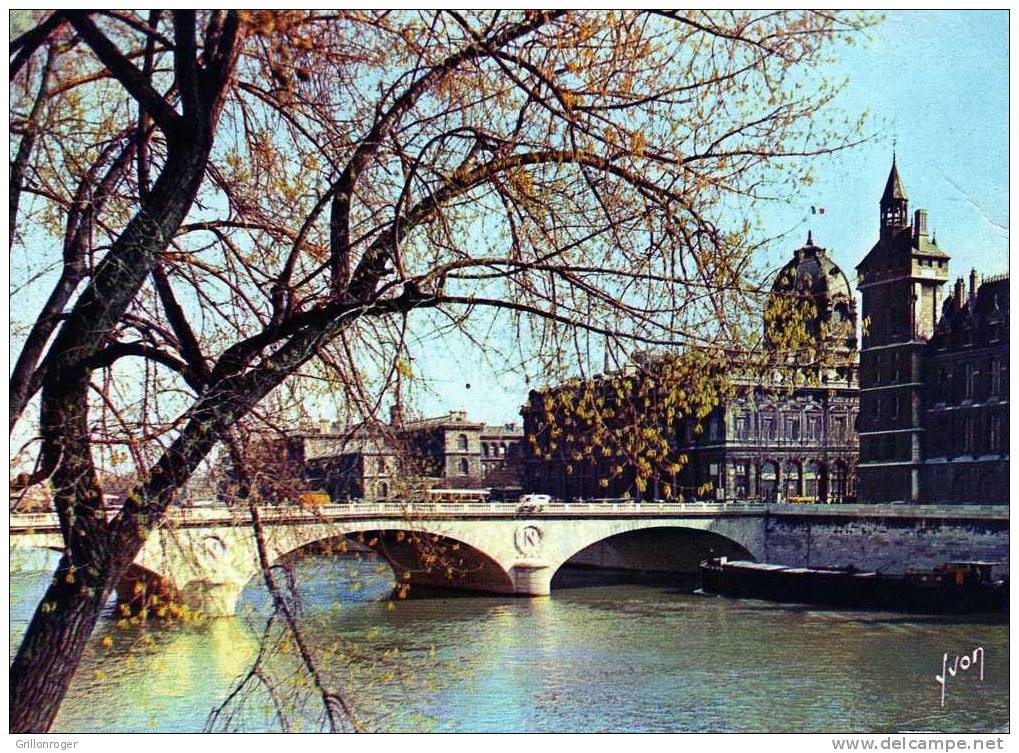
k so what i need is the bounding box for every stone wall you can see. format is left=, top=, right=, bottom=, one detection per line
left=762, top=507, right=1009, bottom=576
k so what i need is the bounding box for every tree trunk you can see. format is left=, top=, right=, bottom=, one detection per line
left=9, top=557, right=113, bottom=732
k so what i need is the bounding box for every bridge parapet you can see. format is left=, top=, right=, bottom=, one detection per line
left=766, top=503, right=1009, bottom=520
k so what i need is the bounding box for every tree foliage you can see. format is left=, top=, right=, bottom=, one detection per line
left=10, top=10, right=870, bottom=731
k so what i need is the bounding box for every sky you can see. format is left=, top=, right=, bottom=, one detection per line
left=9, top=11, right=1010, bottom=444
left=404, top=9, right=1010, bottom=427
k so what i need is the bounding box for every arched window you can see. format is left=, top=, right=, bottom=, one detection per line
left=457, top=433, right=469, bottom=451
left=376, top=481, right=389, bottom=500
left=459, top=458, right=470, bottom=475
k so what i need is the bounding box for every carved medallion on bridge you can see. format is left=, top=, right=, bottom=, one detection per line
left=201, top=535, right=227, bottom=559
left=514, top=524, right=544, bottom=556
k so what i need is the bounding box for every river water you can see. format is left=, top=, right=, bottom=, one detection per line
left=10, top=549, right=1008, bottom=733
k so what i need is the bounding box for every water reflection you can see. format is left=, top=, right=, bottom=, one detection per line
left=9, top=550, right=1009, bottom=733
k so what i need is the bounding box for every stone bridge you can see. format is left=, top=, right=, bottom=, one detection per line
left=10, top=502, right=1008, bottom=617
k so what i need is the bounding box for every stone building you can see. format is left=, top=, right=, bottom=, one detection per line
left=480, top=422, right=526, bottom=496
left=856, top=157, right=1009, bottom=504
left=921, top=273, right=1009, bottom=502
left=521, top=234, right=860, bottom=502
left=299, top=409, right=524, bottom=502
left=678, top=234, right=859, bottom=503
left=302, top=421, right=397, bottom=502
left=678, top=379, right=859, bottom=504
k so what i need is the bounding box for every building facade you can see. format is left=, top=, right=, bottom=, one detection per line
left=522, top=234, right=860, bottom=503
left=680, top=234, right=859, bottom=503
left=921, top=273, right=1009, bottom=502
left=856, top=158, right=1009, bottom=504
left=299, top=409, right=524, bottom=502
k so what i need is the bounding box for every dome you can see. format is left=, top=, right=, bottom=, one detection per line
left=766, top=232, right=857, bottom=353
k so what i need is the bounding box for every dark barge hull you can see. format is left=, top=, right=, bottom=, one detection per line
left=699, top=560, right=1008, bottom=614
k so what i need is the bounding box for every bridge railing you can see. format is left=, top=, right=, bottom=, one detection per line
left=9, top=511, right=61, bottom=530
left=11, top=500, right=767, bottom=531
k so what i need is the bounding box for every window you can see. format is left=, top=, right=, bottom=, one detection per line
left=807, top=415, right=821, bottom=441
left=709, top=417, right=720, bottom=441
left=735, top=414, right=750, bottom=440
left=990, top=414, right=1001, bottom=453
left=784, top=416, right=800, bottom=441
left=458, top=458, right=470, bottom=475
left=939, top=366, right=952, bottom=403
left=377, top=457, right=386, bottom=474
left=832, top=416, right=847, bottom=442
left=990, top=358, right=1002, bottom=397
left=874, top=354, right=882, bottom=384
left=763, top=415, right=776, bottom=441
left=963, top=363, right=976, bottom=399
left=963, top=416, right=975, bottom=454
left=457, top=433, right=469, bottom=450
left=892, top=353, right=901, bottom=383
left=891, top=394, right=900, bottom=420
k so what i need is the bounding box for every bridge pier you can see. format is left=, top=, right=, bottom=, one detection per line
left=511, top=561, right=553, bottom=596
left=180, top=579, right=247, bottom=617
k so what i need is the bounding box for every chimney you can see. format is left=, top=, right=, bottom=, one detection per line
left=913, top=209, right=928, bottom=243
left=389, top=402, right=404, bottom=426
left=969, top=268, right=980, bottom=302
left=954, top=277, right=966, bottom=307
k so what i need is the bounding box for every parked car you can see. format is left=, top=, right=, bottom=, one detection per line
left=517, top=493, right=551, bottom=513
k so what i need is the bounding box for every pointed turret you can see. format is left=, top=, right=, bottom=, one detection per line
left=881, top=153, right=909, bottom=202
left=880, top=153, right=909, bottom=232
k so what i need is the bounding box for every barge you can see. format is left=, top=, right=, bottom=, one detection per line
left=699, top=557, right=1007, bottom=614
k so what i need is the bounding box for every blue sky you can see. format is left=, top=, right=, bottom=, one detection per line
left=782, top=10, right=1009, bottom=278
left=406, top=10, right=1010, bottom=426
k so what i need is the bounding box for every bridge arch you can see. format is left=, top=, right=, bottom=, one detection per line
left=248, top=523, right=517, bottom=598
left=546, top=522, right=758, bottom=591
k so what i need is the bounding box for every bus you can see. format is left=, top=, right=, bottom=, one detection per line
left=426, top=488, right=492, bottom=503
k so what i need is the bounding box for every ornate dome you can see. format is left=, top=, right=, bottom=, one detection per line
left=766, top=232, right=857, bottom=354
